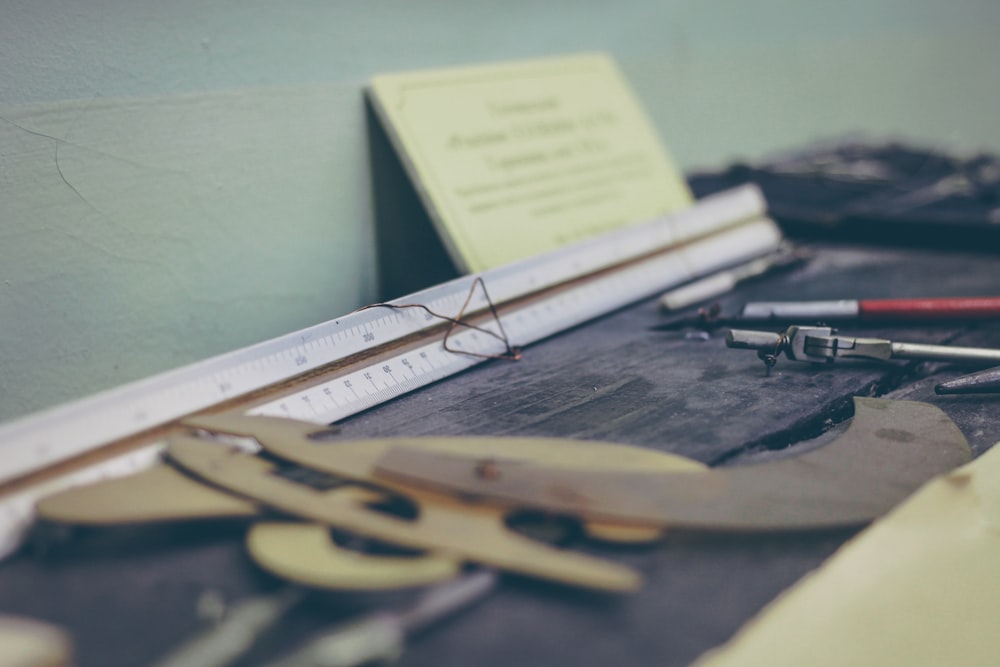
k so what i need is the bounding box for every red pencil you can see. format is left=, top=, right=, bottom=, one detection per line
left=739, top=297, right=1000, bottom=322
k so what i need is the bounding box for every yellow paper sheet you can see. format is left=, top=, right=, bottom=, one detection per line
left=369, top=53, right=692, bottom=272
left=692, top=441, right=1000, bottom=667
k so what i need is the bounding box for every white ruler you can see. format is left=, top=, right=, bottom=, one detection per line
left=0, top=185, right=779, bottom=557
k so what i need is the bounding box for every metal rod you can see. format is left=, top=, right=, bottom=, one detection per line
left=890, top=342, right=1000, bottom=364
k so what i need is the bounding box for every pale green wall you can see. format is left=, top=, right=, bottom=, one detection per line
left=2, top=0, right=999, bottom=424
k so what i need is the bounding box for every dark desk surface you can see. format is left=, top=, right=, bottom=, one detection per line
left=2, top=242, right=999, bottom=667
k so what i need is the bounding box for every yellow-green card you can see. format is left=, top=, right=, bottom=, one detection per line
left=368, top=53, right=692, bottom=273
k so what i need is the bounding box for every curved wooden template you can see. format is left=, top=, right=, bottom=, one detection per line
left=372, top=398, right=973, bottom=531
left=0, top=614, right=73, bottom=667
left=247, top=520, right=461, bottom=590
left=166, top=436, right=641, bottom=592
left=36, top=418, right=696, bottom=551
left=182, top=413, right=706, bottom=544
left=583, top=522, right=665, bottom=544
left=181, top=414, right=705, bottom=477
left=36, top=464, right=258, bottom=525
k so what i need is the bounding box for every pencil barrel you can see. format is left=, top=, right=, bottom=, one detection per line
left=860, top=297, right=1000, bottom=320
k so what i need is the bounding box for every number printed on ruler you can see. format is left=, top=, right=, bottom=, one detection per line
left=250, top=328, right=508, bottom=423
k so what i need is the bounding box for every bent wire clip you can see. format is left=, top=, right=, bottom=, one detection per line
left=726, top=325, right=1000, bottom=374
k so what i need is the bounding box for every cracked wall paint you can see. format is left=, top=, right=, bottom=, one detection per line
left=0, top=86, right=376, bottom=422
